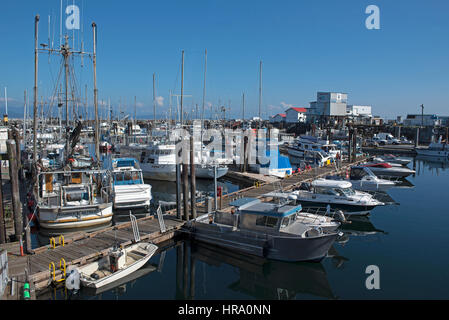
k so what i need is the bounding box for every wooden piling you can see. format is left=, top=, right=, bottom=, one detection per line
left=6, top=140, right=22, bottom=241
left=0, top=161, right=5, bottom=244
left=24, top=215, right=32, bottom=254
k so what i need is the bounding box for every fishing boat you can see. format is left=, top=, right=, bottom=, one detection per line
left=287, top=135, right=339, bottom=159
left=110, top=158, right=152, bottom=215
left=77, top=242, right=158, bottom=289
left=415, top=136, right=449, bottom=158
left=286, top=179, right=384, bottom=215
left=360, top=162, right=415, bottom=178
left=185, top=198, right=340, bottom=262
left=36, top=170, right=113, bottom=229
left=122, top=141, right=228, bottom=181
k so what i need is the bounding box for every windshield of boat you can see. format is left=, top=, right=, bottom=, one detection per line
left=336, top=187, right=355, bottom=196
left=113, top=170, right=143, bottom=185
left=280, top=214, right=297, bottom=228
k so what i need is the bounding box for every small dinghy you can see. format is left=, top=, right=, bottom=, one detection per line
left=77, top=242, right=158, bottom=289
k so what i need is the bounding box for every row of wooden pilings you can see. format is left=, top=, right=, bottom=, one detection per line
left=0, top=127, right=32, bottom=258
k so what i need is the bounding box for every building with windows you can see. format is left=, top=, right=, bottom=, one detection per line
left=403, top=114, right=441, bottom=126
left=307, top=92, right=348, bottom=123
left=285, top=107, right=307, bottom=123
left=270, top=113, right=286, bottom=123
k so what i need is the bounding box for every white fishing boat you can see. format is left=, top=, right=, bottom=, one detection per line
left=77, top=242, right=158, bottom=289
left=415, top=136, right=449, bottom=158
left=121, top=141, right=228, bottom=181
left=111, top=158, right=152, bottom=215
left=287, top=135, right=338, bottom=160
left=36, top=170, right=113, bottom=229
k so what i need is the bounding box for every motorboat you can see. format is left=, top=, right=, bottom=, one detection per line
left=360, top=162, right=415, bottom=178
left=372, top=154, right=411, bottom=166
left=326, top=166, right=396, bottom=192
left=77, top=242, right=158, bottom=289
left=110, top=158, right=152, bottom=215
left=184, top=198, right=340, bottom=262
left=286, top=179, right=384, bottom=215
left=36, top=170, right=113, bottom=230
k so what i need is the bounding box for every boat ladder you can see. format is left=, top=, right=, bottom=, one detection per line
left=156, top=205, right=166, bottom=233
left=130, top=212, right=141, bottom=242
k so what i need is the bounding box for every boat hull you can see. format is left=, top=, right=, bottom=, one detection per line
left=140, top=163, right=228, bottom=181
left=38, top=204, right=113, bottom=230
left=188, top=222, right=337, bottom=262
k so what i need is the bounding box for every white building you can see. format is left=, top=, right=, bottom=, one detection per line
left=270, top=113, right=286, bottom=123
left=346, top=105, right=372, bottom=118
left=307, top=92, right=348, bottom=122
left=403, top=114, right=441, bottom=126
left=285, top=107, right=307, bottom=123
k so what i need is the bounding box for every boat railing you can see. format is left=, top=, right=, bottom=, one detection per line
left=300, top=206, right=345, bottom=220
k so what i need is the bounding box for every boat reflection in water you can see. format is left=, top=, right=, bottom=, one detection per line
left=339, top=215, right=387, bottom=238
left=191, top=242, right=337, bottom=300
left=414, top=155, right=449, bottom=173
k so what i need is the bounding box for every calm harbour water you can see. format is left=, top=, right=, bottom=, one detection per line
left=42, top=155, right=449, bottom=300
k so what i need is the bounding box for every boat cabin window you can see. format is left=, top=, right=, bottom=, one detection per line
left=350, top=168, right=367, bottom=180
left=255, top=215, right=279, bottom=228
left=280, top=214, right=296, bottom=228
left=314, top=187, right=339, bottom=196
left=113, top=171, right=143, bottom=185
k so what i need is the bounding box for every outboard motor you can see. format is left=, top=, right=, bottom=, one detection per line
left=334, top=210, right=347, bottom=223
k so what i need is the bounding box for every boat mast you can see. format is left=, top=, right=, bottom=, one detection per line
left=201, top=49, right=207, bottom=162
left=92, top=22, right=100, bottom=164
left=63, top=35, right=70, bottom=160
left=258, top=60, right=262, bottom=130
left=23, top=90, right=27, bottom=143
left=153, top=73, right=156, bottom=124
left=33, top=15, right=39, bottom=176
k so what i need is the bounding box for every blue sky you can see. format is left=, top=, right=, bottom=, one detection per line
left=0, top=0, right=448, bottom=120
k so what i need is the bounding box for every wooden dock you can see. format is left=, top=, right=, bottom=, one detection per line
left=1, top=215, right=184, bottom=299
